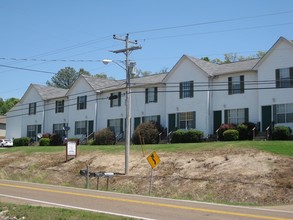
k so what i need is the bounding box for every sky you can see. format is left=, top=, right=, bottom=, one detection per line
left=1, top=0, right=293, bottom=100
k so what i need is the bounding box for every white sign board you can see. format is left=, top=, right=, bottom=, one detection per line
left=66, top=140, right=77, bottom=161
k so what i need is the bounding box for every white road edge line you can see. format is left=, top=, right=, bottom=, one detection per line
left=0, top=194, right=156, bottom=220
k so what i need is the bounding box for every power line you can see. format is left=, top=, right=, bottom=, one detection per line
left=129, top=10, right=293, bottom=34
left=0, top=64, right=56, bottom=75
left=137, top=22, right=293, bottom=41
left=0, top=58, right=102, bottom=63
left=6, top=79, right=280, bottom=119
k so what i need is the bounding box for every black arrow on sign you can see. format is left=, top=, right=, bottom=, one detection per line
left=151, top=154, right=156, bottom=165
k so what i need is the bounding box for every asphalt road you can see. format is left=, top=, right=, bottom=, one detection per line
left=0, top=179, right=292, bottom=220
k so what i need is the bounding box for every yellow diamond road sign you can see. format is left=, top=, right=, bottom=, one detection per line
left=147, top=151, right=161, bottom=169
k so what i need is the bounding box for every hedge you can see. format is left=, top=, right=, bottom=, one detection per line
left=171, top=129, right=203, bottom=143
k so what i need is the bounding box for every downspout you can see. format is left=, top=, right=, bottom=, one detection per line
left=207, top=75, right=215, bottom=137
left=42, top=100, right=46, bottom=137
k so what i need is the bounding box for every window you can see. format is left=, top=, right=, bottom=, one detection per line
left=274, top=103, right=293, bottom=123
left=55, top=100, right=64, bottom=113
left=179, top=81, right=194, bottom=99
left=27, top=124, right=41, bottom=140
left=110, top=92, right=121, bottom=107
left=107, top=118, right=123, bottom=135
left=276, top=68, right=293, bottom=88
left=77, top=96, right=87, bottom=110
left=75, top=121, right=87, bottom=135
left=228, top=75, right=244, bottom=95
left=29, top=102, right=36, bottom=115
left=53, top=123, right=66, bottom=137
left=224, top=108, right=248, bottom=124
left=143, top=115, right=160, bottom=124
left=178, top=111, right=195, bottom=129
left=145, top=87, right=158, bottom=103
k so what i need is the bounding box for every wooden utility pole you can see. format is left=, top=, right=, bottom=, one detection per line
left=111, top=33, right=141, bottom=175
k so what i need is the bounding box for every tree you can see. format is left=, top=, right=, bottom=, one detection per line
left=0, top=97, right=20, bottom=115
left=94, top=73, right=115, bottom=80
left=210, top=51, right=266, bottom=64
left=46, top=67, right=91, bottom=89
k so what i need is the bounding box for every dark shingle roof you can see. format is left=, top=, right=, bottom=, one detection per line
left=215, top=59, right=260, bottom=75
left=186, top=55, right=259, bottom=76
left=130, top=73, right=166, bottom=86
left=83, top=75, right=125, bottom=92
left=32, top=84, right=68, bottom=100
left=83, top=74, right=166, bottom=92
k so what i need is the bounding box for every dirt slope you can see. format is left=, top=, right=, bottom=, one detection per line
left=0, top=148, right=292, bottom=205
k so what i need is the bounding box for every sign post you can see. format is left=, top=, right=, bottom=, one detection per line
left=66, top=140, right=77, bottom=162
left=146, top=151, right=161, bottom=196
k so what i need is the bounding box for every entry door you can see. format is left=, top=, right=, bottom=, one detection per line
left=168, top=114, right=176, bottom=133
left=262, top=106, right=272, bottom=131
left=213, top=111, right=222, bottom=134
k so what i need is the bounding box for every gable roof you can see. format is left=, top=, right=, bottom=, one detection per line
left=32, top=84, right=68, bottom=100
left=82, top=75, right=125, bottom=92
left=253, top=36, right=293, bottom=69
left=20, top=84, right=68, bottom=103
left=165, top=54, right=258, bottom=82
left=82, top=74, right=166, bottom=92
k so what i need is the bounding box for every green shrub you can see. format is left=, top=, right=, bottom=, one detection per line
left=171, top=129, right=203, bottom=143
left=217, top=124, right=237, bottom=141
left=93, top=128, right=116, bottom=145
left=132, top=121, right=160, bottom=145
left=272, top=126, right=291, bottom=140
left=237, top=124, right=248, bottom=140
left=50, top=133, right=63, bottom=146
left=13, top=137, right=30, bottom=146
left=237, top=122, right=257, bottom=140
left=39, top=138, right=50, bottom=146
left=223, top=129, right=239, bottom=141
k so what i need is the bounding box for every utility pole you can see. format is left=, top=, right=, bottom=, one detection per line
left=111, top=33, right=142, bottom=175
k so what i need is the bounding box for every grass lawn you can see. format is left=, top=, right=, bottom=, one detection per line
left=0, top=202, right=132, bottom=220
left=2, top=141, right=292, bottom=157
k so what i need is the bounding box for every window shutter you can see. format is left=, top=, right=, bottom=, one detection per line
left=179, top=82, right=183, bottom=99
left=177, top=113, right=180, bottom=128
left=244, top=108, right=249, bottom=123
left=145, top=88, right=148, bottom=103
left=55, top=101, right=57, bottom=113
left=290, top=67, right=293, bottom=87
left=75, top=122, right=77, bottom=135
left=77, top=97, right=80, bottom=110
left=157, top=115, right=161, bottom=125
left=84, top=96, right=87, bottom=109
left=190, top=81, right=194, bottom=98
left=134, top=117, right=141, bottom=130
left=37, top=124, right=41, bottom=133
left=228, top=77, right=232, bottom=95
left=120, top=118, right=123, bottom=133
left=240, top=75, right=244, bottom=93
left=110, top=93, right=113, bottom=107
left=62, top=100, right=64, bottom=112
left=154, top=87, right=158, bottom=102
left=118, top=92, right=121, bottom=106
left=224, top=110, right=228, bottom=124
left=276, top=69, right=280, bottom=88
left=34, top=103, right=36, bottom=114
left=192, top=111, right=196, bottom=129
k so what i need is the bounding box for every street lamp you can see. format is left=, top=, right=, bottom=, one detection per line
left=102, top=59, right=136, bottom=175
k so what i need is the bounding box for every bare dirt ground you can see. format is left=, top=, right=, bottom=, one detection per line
left=0, top=147, right=292, bottom=206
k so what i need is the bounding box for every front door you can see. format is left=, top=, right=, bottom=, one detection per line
left=213, top=111, right=222, bottom=134
left=168, top=114, right=176, bottom=133
left=261, top=105, right=271, bottom=131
